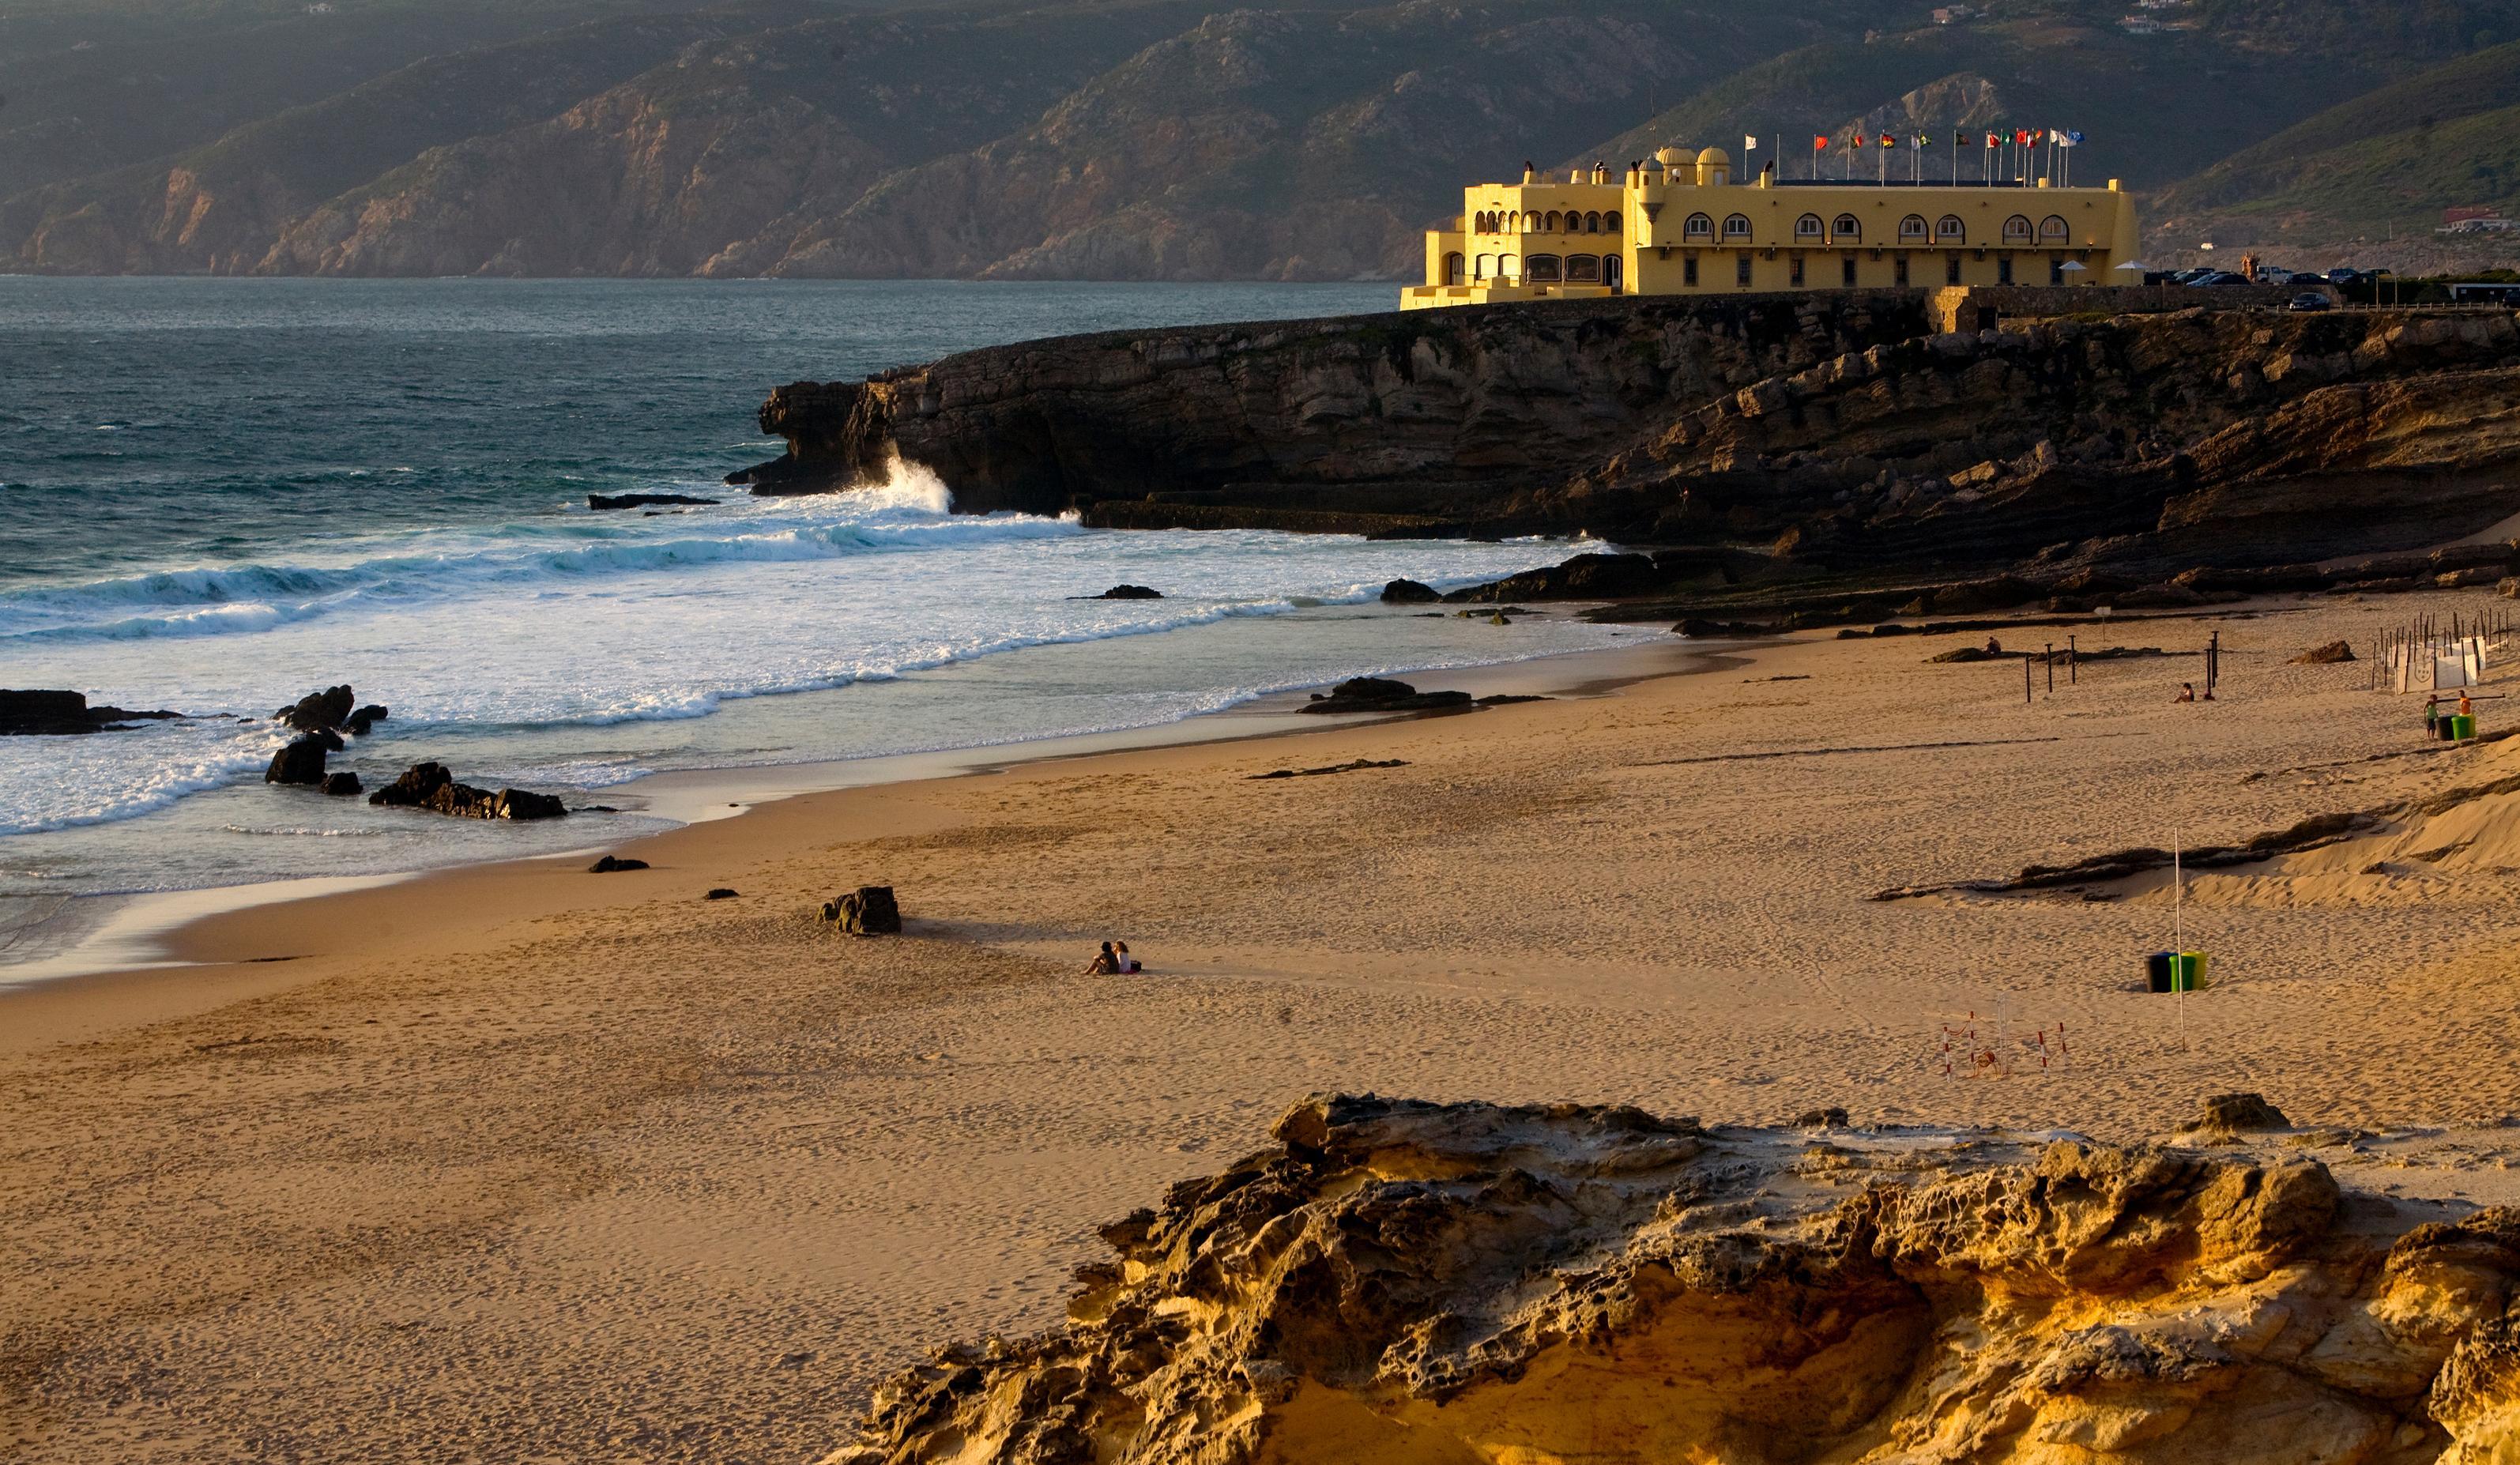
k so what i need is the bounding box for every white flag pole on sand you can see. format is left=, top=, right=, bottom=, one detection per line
left=2172, top=828, right=2187, bottom=1052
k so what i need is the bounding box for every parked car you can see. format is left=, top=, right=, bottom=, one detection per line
left=2288, top=292, right=2334, bottom=311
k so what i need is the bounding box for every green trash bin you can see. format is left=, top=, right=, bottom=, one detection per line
left=2172, top=951, right=2208, bottom=992
left=2454, top=714, right=2478, bottom=740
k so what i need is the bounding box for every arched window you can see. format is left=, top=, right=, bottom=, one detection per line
left=1475, top=254, right=1493, bottom=280
left=1831, top=213, right=1862, bottom=242
left=1795, top=213, right=1825, bottom=240
left=1584, top=211, right=1602, bottom=233
left=1682, top=212, right=1714, bottom=242
left=1544, top=211, right=1563, bottom=232
left=1445, top=251, right=1465, bottom=285
left=2001, top=214, right=2033, bottom=245
left=2038, top=214, right=2070, bottom=243
left=1723, top=213, right=1752, bottom=241
left=1897, top=214, right=1928, bottom=243
left=1500, top=254, right=1520, bottom=278
left=1603, top=212, right=1622, bottom=237
left=1935, top=214, right=1965, bottom=243
left=1526, top=254, right=1563, bottom=282
left=1565, top=254, right=1602, bottom=283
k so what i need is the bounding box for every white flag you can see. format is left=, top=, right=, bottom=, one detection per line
left=1744, top=134, right=1757, bottom=152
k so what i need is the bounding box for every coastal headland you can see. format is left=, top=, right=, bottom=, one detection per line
left=735, top=293, right=2520, bottom=620
left=11, top=582, right=2520, bottom=1461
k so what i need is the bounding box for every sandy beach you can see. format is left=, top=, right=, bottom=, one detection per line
left=9, top=587, right=2520, bottom=1463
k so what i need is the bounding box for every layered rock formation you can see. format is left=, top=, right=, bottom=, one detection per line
left=732, top=294, right=1937, bottom=525
left=826, top=1093, right=2520, bottom=1465
left=746, top=297, right=2520, bottom=610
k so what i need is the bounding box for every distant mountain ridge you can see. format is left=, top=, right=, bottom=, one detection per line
left=6, top=0, right=2520, bottom=277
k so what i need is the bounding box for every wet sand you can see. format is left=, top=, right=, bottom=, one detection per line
left=8, top=590, right=2520, bottom=1463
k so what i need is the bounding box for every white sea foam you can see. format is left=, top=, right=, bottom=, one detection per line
left=0, top=477, right=1619, bottom=842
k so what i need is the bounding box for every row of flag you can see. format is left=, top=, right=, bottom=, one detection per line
left=1736, top=129, right=2088, bottom=151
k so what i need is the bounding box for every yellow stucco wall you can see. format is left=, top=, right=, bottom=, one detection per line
left=1404, top=153, right=2139, bottom=310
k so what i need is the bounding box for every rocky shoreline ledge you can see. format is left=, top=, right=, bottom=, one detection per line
left=736, top=294, right=2520, bottom=627
left=827, top=1091, right=2520, bottom=1465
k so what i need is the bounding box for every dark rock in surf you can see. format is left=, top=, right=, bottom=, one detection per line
left=345, top=705, right=390, bottom=735
left=367, top=761, right=568, bottom=821
left=1097, top=585, right=1163, bottom=600
left=277, top=685, right=356, bottom=734
left=589, top=492, right=720, bottom=510
left=266, top=736, right=331, bottom=786
left=322, top=771, right=362, bottom=797
left=823, top=885, right=901, bottom=934
left=1380, top=578, right=1440, bottom=604
left=1299, top=676, right=1473, bottom=715
left=1, top=689, right=183, bottom=736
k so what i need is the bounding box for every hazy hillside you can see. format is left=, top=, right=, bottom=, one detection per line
left=2145, top=40, right=2520, bottom=250
left=7, top=0, right=2520, bottom=278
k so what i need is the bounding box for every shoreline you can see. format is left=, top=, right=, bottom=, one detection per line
left=0, top=631, right=1712, bottom=1053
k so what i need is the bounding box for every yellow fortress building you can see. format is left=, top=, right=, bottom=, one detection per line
left=1400, top=145, right=2140, bottom=310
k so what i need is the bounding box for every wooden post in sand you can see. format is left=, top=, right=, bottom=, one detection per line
left=2046, top=643, right=2055, bottom=694
left=2172, top=828, right=2187, bottom=1053
left=2068, top=635, right=2077, bottom=684
left=2024, top=653, right=2033, bottom=705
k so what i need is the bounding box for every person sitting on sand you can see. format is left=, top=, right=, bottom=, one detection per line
left=2175, top=682, right=2196, bottom=702
left=1085, top=941, right=1119, bottom=976
left=1985, top=636, right=2004, bottom=655
left=1115, top=941, right=1139, bottom=974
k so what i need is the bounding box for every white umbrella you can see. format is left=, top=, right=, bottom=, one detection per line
left=2059, top=260, right=2089, bottom=273
left=2112, top=260, right=2153, bottom=273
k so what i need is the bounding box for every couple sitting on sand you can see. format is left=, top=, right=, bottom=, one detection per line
left=1085, top=940, right=1140, bottom=976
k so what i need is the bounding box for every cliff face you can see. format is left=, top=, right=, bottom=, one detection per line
left=747, top=298, right=2520, bottom=586
left=825, top=1094, right=2520, bottom=1465
left=734, top=293, right=1938, bottom=531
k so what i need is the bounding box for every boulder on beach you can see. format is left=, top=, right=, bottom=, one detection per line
left=1299, top=676, right=1474, bottom=715
left=1379, top=578, right=1439, bottom=604
left=322, top=771, right=362, bottom=797
left=822, top=885, right=901, bottom=934
left=1095, top=585, right=1163, bottom=600
left=277, top=685, right=356, bottom=734
left=367, top=762, right=567, bottom=820
left=265, top=735, right=331, bottom=786
left=2292, top=640, right=2357, bottom=665
left=589, top=855, right=649, bottom=873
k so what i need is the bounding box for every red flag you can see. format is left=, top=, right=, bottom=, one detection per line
left=2013, top=128, right=2029, bottom=145
left=1814, top=134, right=1829, bottom=151
left=1853, top=129, right=1866, bottom=147
left=1878, top=134, right=1894, bottom=149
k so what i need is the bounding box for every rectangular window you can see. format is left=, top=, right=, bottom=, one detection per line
left=1841, top=257, right=1857, bottom=287
left=1894, top=254, right=1909, bottom=287
left=1683, top=255, right=1698, bottom=286
left=2049, top=257, right=2065, bottom=285
left=1946, top=254, right=1961, bottom=285
left=1998, top=256, right=2013, bottom=284
left=1790, top=254, right=1805, bottom=287
left=1736, top=254, right=1753, bottom=287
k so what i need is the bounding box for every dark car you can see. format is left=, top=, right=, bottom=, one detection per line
left=2288, top=292, right=2334, bottom=311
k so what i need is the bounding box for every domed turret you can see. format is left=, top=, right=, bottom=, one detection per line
left=1695, top=146, right=1731, bottom=186
left=1656, top=145, right=1693, bottom=185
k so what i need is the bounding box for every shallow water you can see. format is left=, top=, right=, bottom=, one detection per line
left=1, top=278, right=1634, bottom=958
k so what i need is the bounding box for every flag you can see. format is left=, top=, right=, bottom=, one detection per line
left=2061, top=130, right=2085, bottom=147
left=1878, top=133, right=1894, bottom=149
left=1983, top=131, right=1998, bottom=146
left=1915, top=133, right=1930, bottom=147
left=2013, top=128, right=2030, bottom=145
left=1745, top=134, right=1758, bottom=152
left=1853, top=129, right=1866, bottom=146
left=1814, top=134, right=1829, bottom=151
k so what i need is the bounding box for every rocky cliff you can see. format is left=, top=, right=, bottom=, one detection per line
left=824, top=1093, right=2520, bottom=1465
left=744, top=297, right=2520, bottom=598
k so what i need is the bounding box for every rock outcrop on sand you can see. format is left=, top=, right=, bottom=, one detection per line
left=826, top=1092, right=2520, bottom=1465
left=822, top=886, right=901, bottom=935
left=1, top=690, right=184, bottom=736
left=1298, top=677, right=1473, bottom=715
left=366, top=762, right=567, bottom=820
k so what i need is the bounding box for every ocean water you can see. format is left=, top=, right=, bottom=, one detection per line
left=1, top=278, right=1636, bottom=962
